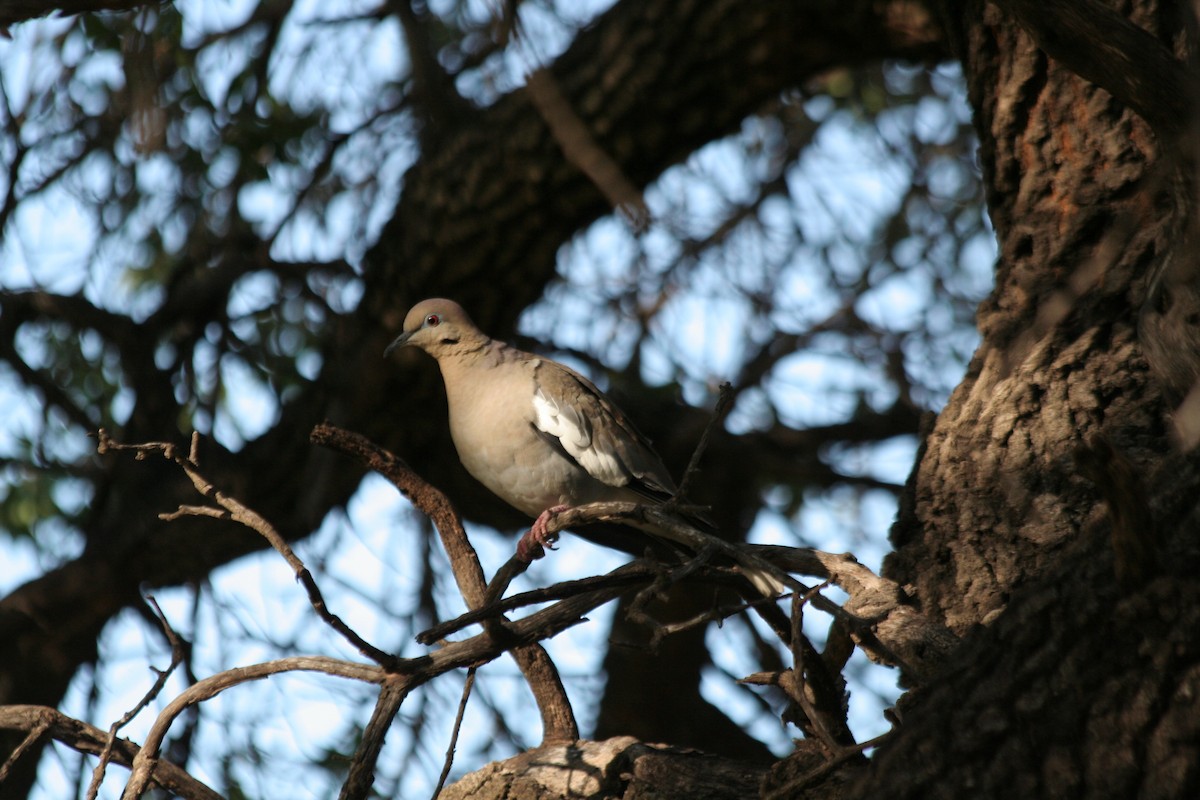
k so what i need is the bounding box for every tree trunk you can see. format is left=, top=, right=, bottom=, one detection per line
left=865, top=0, right=1200, bottom=796
left=888, top=0, right=1171, bottom=628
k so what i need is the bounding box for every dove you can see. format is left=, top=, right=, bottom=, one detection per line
left=386, top=298, right=782, bottom=595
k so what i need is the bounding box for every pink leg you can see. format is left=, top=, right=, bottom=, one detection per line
left=517, top=504, right=571, bottom=562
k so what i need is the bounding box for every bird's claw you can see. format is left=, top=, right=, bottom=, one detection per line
left=517, top=505, right=569, bottom=562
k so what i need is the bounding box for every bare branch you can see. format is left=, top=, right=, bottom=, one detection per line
left=340, top=678, right=411, bottom=800
left=540, top=501, right=801, bottom=594
left=760, top=545, right=959, bottom=683
left=86, top=595, right=186, bottom=800
left=0, top=712, right=51, bottom=786
left=431, top=667, right=477, bottom=800
left=0, top=705, right=221, bottom=800
left=783, top=586, right=855, bottom=751
left=536, top=500, right=958, bottom=683
left=311, top=423, right=580, bottom=742
left=120, top=572, right=637, bottom=797
left=0, top=0, right=166, bottom=29
left=88, top=424, right=950, bottom=796
left=310, top=423, right=486, bottom=605
left=669, top=382, right=735, bottom=506
left=525, top=68, right=649, bottom=229
left=418, top=561, right=660, bottom=644
left=121, top=656, right=386, bottom=799
left=97, top=430, right=401, bottom=669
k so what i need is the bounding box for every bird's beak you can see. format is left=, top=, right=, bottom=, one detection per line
left=384, top=331, right=414, bottom=357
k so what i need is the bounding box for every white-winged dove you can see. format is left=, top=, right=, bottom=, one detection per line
left=386, top=298, right=782, bottom=595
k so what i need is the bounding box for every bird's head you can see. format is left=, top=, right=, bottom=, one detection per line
left=385, top=298, right=483, bottom=359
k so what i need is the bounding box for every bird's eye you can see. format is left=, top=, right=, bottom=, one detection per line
left=425, top=314, right=441, bottom=327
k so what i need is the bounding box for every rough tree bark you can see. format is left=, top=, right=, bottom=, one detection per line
left=864, top=0, right=1200, bottom=797
left=888, top=0, right=1172, bottom=628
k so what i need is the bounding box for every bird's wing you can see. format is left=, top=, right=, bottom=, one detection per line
left=529, top=359, right=677, bottom=500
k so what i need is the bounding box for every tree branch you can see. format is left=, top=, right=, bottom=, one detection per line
left=430, top=667, right=476, bottom=800
left=0, top=0, right=166, bottom=30
left=525, top=67, right=649, bottom=229
left=339, top=678, right=410, bottom=800
left=310, top=423, right=579, bottom=743
left=121, top=656, right=387, bottom=799
left=0, top=705, right=221, bottom=800
left=120, top=575, right=640, bottom=797
left=97, top=430, right=401, bottom=670
left=85, top=595, right=186, bottom=800
left=992, top=0, right=1198, bottom=140
left=530, top=500, right=957, bottom=683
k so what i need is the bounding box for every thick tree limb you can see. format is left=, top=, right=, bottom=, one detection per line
left=364, top=0, right=950, bottom=327
left=992, top=0, right=1198, bottom=140
left=437, top=737, right=768, bottom=800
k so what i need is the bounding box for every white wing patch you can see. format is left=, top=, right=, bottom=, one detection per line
left=532, top=386, right=628, bottom=486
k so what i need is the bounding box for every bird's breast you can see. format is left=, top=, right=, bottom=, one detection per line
left=443, top=364, right=581, bottom=516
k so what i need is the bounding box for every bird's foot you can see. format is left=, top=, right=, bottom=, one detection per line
left=517, top=505, right=570, bottom=562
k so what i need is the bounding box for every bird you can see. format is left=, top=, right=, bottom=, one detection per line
left=385, top=297, right=784, bottom=595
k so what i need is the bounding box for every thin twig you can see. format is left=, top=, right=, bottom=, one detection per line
left=97, top=429, right=399, bottom=670
left=670, top=381, right=736, bottom=506
left=0, top=716, right=52, bottom=785
left=419, top=562, right=659, bottom=644
left=784, top=588, right=843, bottom=752
left=86, top=595, right=187, bottom=800
left=539, top=500, right=950, bottom=679
left=431, top=668, right=477, bottom=800
left=541, top=500, right=799, bottom=597
left=639, top=587, right=794, bottom=648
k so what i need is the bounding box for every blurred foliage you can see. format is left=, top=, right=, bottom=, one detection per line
left=0, top=0, right=990, bottom=797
